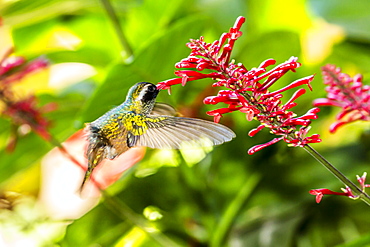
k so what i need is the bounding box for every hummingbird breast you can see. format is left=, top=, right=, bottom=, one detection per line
left=88, top=108, right=132, bottom=163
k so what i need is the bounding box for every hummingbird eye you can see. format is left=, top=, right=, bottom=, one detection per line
left=135, top=83, right=159, bottom=102
left=146, top=84, right=156, bottom=92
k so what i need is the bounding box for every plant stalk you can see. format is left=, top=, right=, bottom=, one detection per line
left=99, top=0, right=134, bottom=59
left=101, top=190, right=182, bottom=247
left=211, top=173, right=261, bottom=247
left=303, top=144, right=370, bottom=206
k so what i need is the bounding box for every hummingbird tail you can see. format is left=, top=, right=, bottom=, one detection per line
left=78, top=169, right=92, bottom=194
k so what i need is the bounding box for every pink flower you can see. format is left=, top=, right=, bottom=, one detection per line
left=39, top=130, right=146, bottom=210
left=309, top=188, right=352, bottom=203
left=310, top=172, right=369, bottom=203
left=0, top=46, right=53, bottom=150
left=157, top=16, right=321, bottom=153
left=313, top=64, right=370, bottom=133
left=2, top=96, right=56, bottom=141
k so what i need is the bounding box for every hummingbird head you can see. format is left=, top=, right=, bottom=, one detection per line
left=126, top=82, right=159, bottom=113
left=128, top=82, right=159, bottom=102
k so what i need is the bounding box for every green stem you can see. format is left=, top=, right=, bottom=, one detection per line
left=210, top=173, right=261, bottom=247
left=239, top=90, right=370, bottom=206
left=99, top=0, right=134, bottom=59
left=303, top=144, right=370, bottom=206
left=101, top=190, right=182, bottom=247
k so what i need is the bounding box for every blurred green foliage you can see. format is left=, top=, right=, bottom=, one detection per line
left=1, top=0, right=370, bottom=246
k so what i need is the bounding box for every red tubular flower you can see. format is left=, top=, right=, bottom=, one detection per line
left=158, top=16, right=321, bottom=153
left=310, top=172, right=369, bottom=203
left=309, top=188, right=352, bottom=203
left=0, top=46, right=53, bottom=150
left=313, top=64, right=370, bottom=133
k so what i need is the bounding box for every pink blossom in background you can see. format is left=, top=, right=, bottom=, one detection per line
left=314, top=65, right=370, bottom=133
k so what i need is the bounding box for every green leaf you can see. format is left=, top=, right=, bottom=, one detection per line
left=80, top=16, right=207, bottom=123
left=337, top=233, right=370, bottom=247
left=1, top=0, right=91, bottom=28
left=309, top=0, right=370, bottom=41
left=61, top=203, right=128, bottom=246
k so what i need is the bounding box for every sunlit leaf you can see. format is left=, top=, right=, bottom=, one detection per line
left=309, top=0, right=370, bottom=41
left=49, top=63, right=96, bottom=90
left=80, top=16, right=206, bottom=123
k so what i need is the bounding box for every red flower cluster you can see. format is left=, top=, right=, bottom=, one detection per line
left=0, top=47, right=54, bottom=150
left=310, top=172, right=370, bottom=203
left=313, top=65, right=370, bottom=133
left=157, top=16, right=321, bottom=154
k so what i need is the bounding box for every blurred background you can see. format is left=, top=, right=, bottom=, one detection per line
left=1, top=0, right=370, bottom=246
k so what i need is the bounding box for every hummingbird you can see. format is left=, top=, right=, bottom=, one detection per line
left=81, top=82, right=235, bottom=190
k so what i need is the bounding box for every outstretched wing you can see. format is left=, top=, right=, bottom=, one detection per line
left=151, top=103, right=178, bottom=116
left=127, top=116, right=236, bottom=149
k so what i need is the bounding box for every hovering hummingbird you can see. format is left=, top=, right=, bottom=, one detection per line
left=81, top=82, right=235, bottom=190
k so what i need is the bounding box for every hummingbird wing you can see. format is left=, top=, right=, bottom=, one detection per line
left=127, top=116, right=235, bottom=149
left=151, top=103, right=178, bottom=116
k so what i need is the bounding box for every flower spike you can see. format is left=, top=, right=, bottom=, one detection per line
left=313, top=64, right=370, bottom=133
left=157, top=16, right=320, bottom=153
left=0, top=45, right=54, bottom=151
